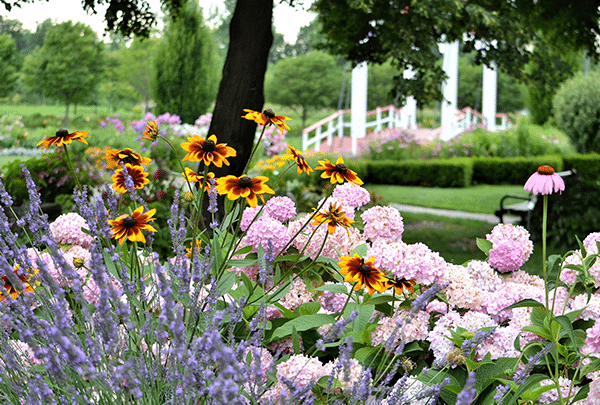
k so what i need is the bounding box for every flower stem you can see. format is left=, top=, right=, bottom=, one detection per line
left=543, top=194, right=549, bottom=307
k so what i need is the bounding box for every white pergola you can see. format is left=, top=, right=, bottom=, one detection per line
left=350, top=41, right=498, bottom=141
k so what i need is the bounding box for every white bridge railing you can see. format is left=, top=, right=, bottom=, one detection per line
left=302, top=105, right=513, bottom=153
left=302, top=105, right=412, bottom=154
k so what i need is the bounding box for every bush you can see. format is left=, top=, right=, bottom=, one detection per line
left=553, top=71, right=600, bottom=153
left=472, top=155, right=563, bottom=185
left=365, top=158, right=473, bottom=187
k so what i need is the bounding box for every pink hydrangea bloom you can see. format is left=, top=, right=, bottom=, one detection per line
left=288, top=214, right=363, bottom=260
left=265, top=196, right=297, bottom=222
left=323, top=358, right=365, bottom=393
left=371, top=309, right=430, bottom=348
left=466, top=260, right=503, bottom=292
left=50, top=212, right=93, bottom=248
left=361, top=206, right=404, bottom=242
left=523, top=165, right=565, bottom=195
left=585, top=320, right=600, bottom=353
left=537, top=377, right=578, bottom=404
left=318, top=282, right=350, bottom=313
left=240, top=206, right=268, bottom=232
left=568, top=293, right=600, bottom=321
left=276, top=354, right=326, bottom=389
left=486, top=224, right=533, bottom=270
left=268, top=277, right=313, bottom=319
left=442, top=264, right=486, bottom=310
left=488, top=240, right=526, bottom=273
left=332, top=182, right=371, bottom=208
left=368, top=240, right=445, bottom=285
left=242, top=216, right=290, bottom=255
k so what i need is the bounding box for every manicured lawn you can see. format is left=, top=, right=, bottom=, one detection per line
left=0, top=104, right=127, bottom=118
left=366, top=183, right=529, bottom=214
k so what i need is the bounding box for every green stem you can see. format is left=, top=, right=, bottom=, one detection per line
left=242, top=125, right=268, bottom=175
left=62, top=144, right=82, bottom=191
left=543, top=194, right=549, bottom=308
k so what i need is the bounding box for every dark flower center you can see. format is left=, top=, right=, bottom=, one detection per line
left=238, top=176, right=253, bottom=188
left=122, top=215, right=136, bottom=228
left=56, top=128, right=69, bottom=137
left=202, top=139, right=216, bottom=152
left=121, top=155, right=137, bottom=165
left=335, top=163, right=348, bottom=174
left=358, top=263, right=372, bottom=277
left=537, top=165, right=555, bottom=175
left=263, top=109, right=275, bottom=118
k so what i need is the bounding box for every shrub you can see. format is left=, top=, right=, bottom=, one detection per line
left=472, top=155, right=563, bottom=185
left=553, top=71, right=600, bottom=153
left=366, top=158, right=473, bottom=187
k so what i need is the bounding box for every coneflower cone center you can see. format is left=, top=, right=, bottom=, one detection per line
left=358, top=263, right=372, bottom=277
left=122, top=215, right=136, bottom=228
left=263, top=109, right=275, bottom=118
left=537, top=165, right=555, bottom=175
left=335, top=163, right=348, bottom=174
left=56, top=128, right=69, bottom=137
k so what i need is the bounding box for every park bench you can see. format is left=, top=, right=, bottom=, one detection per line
left=495, top=169, right=575, bottom=229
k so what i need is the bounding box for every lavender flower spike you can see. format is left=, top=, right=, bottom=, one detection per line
left=411, top=282, right=450, bottom=313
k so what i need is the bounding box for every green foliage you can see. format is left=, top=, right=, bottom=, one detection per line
left=365, top=158, right=473, bottom=188
left=265, top=51, right=344, bottom=128
left=154, top=0, right=219, bottom=124
left=117, top=36, right=159, bottom=112
left=0, top=33, right=20, bottom=97
left=553, top=71, right=600, bottom=153
left=19, top=21, right=105, bottom=123
left=471, top=155, right=563, bottom=185
left=367, top=61, right=399, bottom=110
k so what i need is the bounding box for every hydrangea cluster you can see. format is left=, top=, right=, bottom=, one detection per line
left=264, top=196, right=296, bottom=222
left=332, top=183, right=371, bottom=209
left=49, top=212, right=93, bottom=248
left=361, top=206, right=404, bottom=242
left=318, top=282, right=350, bottom=313
left=442, top=264, right=486, bottom=310
left=371, top=309, right=430, bottom=348
left=537, top=377, right=579, bottom=404
left=368, top=240, right=445, bottom=285
left=485, top=224, right=533, bottom=273
left=262, top=354, right=327, bottom=402
left=241, top=216, right=289, bottom=255
left=584, top=320, right=600, bottom=353
left=323, top=358, right=365, bottom=393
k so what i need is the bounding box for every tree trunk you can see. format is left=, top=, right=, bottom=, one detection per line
left=204, top=0, right=274, bottom=179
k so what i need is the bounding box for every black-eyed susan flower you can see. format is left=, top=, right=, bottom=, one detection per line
left=104, top=148, right=152, bottom=169
left=215, top=174, right=274, bottom=208
left=111, top=163, right=150, bottom=193
left=384, top=277, right=416, bottom=296
left=311, top=202, right=354, bottom=234
left=316, top=157, right=363, bottom=185
left=182, top=168, right=214, bottom=192
left=287, top=146, right=313, bottom=175
left=338, top=254, right=388, bottom=295
left=242, top=108, right=291, bottom=134
left=108, top=206, right=157, bottom=245
left=0, top=265, right=39, bottom=302
left=142, top=120, right=159, bottom=141
left=37, top=129, right=90, bottom=150
left=180, top=134, right=236, bottom=167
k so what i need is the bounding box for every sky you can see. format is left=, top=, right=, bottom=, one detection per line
left=0, top=0, right=316, bottom=43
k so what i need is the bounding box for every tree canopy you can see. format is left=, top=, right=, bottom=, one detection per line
left=0, top=33, right=20, bottom=97
left=312, top=0, right=600, bottom=106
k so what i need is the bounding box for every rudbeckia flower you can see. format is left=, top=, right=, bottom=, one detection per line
left=523, top=165, right=565, bottom=195
left=215, top=174, right=275, bottom=208
left=182, top=168, right=214, bottom=191
left=311, top=202, right=354, bottom=234
left=338, top=254, right=388, bottom=295
left=316, top=157, right=363, bottom=185
left=0, top=265, right=39, bottom=302
left=108, top=206, right=157, bottom=245
left=142, top=120, right=159, bottom=141
left=111, top=163, right=150, bottom=193
left=37, top=129, right=90, bottom=150
left=104, top=148, right=152, bottom=169
left=242, top=108, right=291, bottom=134
left=384, top=277, right=416, bottom=295
left=287, top=146, right=313, bottom=175
left=180, top=134, right=237, bottom=167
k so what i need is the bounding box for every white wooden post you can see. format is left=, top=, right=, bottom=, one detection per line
left=376, top=107, right=382, bottom=131
left=482, top=64, right=498, bottom=131
left=351, top=62, right=368, bottom=156
left=403, top=69, right=418, bottom=129
left=315, top=127, right=321, bottom=152
left=440, top=41, right=459, bottom=141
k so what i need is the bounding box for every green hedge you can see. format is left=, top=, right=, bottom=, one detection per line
left=364, top=158, right=473, bottom=187
left=471, top=155, right=564, bottom=185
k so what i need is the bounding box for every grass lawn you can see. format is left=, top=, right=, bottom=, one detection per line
left=366, top=183, right=529, bottom=214
left=401, top=211, right=566, bottom=276
left=0, top=104, right=128, bottom=118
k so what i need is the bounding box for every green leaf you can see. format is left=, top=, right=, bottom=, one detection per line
left=216, top=270, right=236, bottom=297
left=580, top=358, right=600, bottom=375
left=268, top=314, right=335, bottom=342
left=297, top=301, right=322, bottom=316
left=504, top=373, right=548, bottom=404
left=475, top=357, right=520, bottom=393
left=292, top=326, right=301, bottom=354
left=553, top=315, right=579, bottom=352
left=354, top=346, right=379, bottom=363
left=351, top=243, right=369, bottom=257
left=502, top=298, right=546, bottom=312
left=521, top=325, right=552, bottom=340
left=476, top=237, right=493, bottom=255
left=313, top=284, right=350, bottom=295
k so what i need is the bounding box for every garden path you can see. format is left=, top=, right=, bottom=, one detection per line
left=308, top=128, right=438, bottom=155
left=390, top=203, right=520, bottom=224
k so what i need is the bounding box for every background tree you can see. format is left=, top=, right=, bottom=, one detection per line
left=0, top=33, right=20, bottom=97
left=367, top=61, right=399, bottom=110
left=265, top=51, right=344, bottom=128
left=20, top=21, right=104, bottom=124
left=154, top=0, right=219, bottom=123
left=118, top=36, right=159, bottom=113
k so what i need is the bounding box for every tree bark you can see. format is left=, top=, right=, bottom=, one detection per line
left=204, top=0, right=274, bottom=178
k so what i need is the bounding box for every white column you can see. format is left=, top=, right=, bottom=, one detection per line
left=403, top=69, right=418, bottom=128
left=351, top=62, right=368, bottom=156
left=482, top=64, right=497, bottom=131
left=440, top=41, right=459, bottom=141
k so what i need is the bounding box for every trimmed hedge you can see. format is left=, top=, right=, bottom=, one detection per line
left=364, top=158, right=473, bottom=188
left=471, top=155, right=564, bottom=185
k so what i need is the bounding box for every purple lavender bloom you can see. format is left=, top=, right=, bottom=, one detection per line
left=411, top=282, right=450, bottom=313
left=456, top=372, right=477, bottom=405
